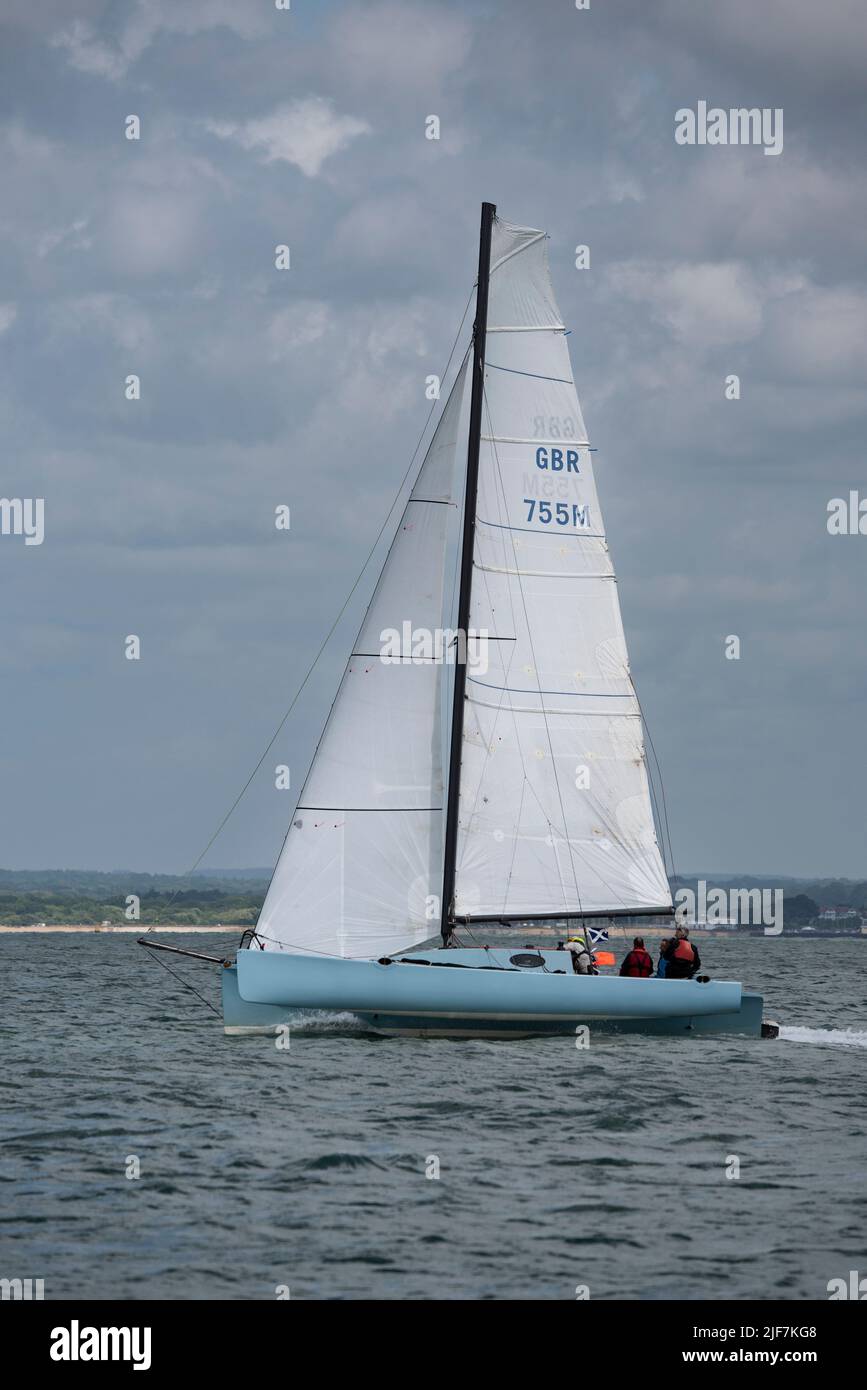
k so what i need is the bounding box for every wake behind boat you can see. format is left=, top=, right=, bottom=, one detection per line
left=149, top=203, right=776, bottom=1041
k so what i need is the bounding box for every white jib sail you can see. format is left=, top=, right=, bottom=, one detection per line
left=454, top=219, right=672, bottom=919
left=256, top=361, right=468, bottom=956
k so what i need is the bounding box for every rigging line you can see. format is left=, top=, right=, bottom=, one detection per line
left=484, top=386, right=583, bottom=917
left=503, top=779, right=527, bottom=917
left=486, top=362, right=574, bottom=386
left=476, top=517, right=604, bottom=539
left=146, top=289, right=475, bottom=933
left=454, top=919, right=485, bottom=951
left=277, top=348, right=474, bottom=952
left=251, top=927, right=440, bottom=959
left=519, top=773, right=642, bottom=917
left=250, top=926, right=383, bottom=957
left=643, top=710, right=676, bottom=884
left=548, top=812, right=571, bottom=910
left=142, top=944, right=222, bottom=1017
left=468, top=678, right=631, bottom=698
left=250, top=929, right=359, bottom=956
left=637, top=698, right=669, bottom=878
left=260, top=336, right=474, bottom=920
left=633, top=686, right=677, bottom=883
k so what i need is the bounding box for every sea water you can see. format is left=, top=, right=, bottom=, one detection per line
left=1, top=933, right=865, bottom=1300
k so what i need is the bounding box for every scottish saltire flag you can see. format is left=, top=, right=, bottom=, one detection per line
left=588, top=927, right=609, bottom=945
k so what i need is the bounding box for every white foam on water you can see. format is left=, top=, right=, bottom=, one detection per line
left=779, top=1025, right=867, bottom=1049
left=290, top=1009, right=370, bottom=1034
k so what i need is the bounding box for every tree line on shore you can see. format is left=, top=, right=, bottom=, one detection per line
left=0, top=889, right=264, bottom=926
left=0, top=871, right=863, bottom=927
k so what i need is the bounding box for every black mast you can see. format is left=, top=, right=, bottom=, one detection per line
left=441, top=201, right=496, bottom=944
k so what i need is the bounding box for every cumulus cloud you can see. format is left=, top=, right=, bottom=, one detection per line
left=47, top=294, right=155, bottom=354
left=50, top=18, right=129, bottom=82
left=330, top=1, right=472, bottom=94
left=102, top=189, right=203, bottom=276
left=51, top=1, right=267, bottom=82
left=761, top=284, right=867, bottom=382
left=36, top=218, right=92, bottom=259
left=267, top=302, right=332, bottom=360
left=205, top=99, right=370, bottom=178
left=644, top=0, right=867, bottom=94
left=607, top=261, right=804, bottom=348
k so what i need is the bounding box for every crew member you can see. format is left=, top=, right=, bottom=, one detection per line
left=657, top=939, right=670, bottom=977
left=662, top=926, right=701, bottom=979
left=619, top=936, right=653, bottom=977
left=562, top=934, right=595, bottom=975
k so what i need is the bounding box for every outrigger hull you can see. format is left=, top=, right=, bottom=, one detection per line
left=227, top=947, right=767, bottom=1038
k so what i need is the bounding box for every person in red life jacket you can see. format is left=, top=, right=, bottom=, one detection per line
left=619, top=936, right=653, bottom=977
left=662, top=925, right=701, bottom=979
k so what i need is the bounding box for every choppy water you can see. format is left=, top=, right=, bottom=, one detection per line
left=1, top=933, right=865, bottom=1300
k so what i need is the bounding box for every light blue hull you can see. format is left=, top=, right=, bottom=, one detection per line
left=222, top=963, right=293, bottom=1035
left=351, top=993, right=766, bottom=1038
left=227, top=947, right=766, bottom=1038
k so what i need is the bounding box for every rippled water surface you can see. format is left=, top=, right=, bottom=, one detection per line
left=2, top=933, right=865, bottom=1299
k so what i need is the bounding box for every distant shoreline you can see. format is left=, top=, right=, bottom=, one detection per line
left=0, top=924, right=241, bottom=934
left=2, top=923, right=863, bottom=940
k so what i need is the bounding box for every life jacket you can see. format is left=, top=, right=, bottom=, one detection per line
left=672, top=939, right=695, bottom=963
left=622, top=949, right=653, bottom=977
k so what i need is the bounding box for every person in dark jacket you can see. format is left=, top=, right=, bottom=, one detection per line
left=619, top=936, right=653, bottom=977
left=662, top=926, right=701, bottom=979
left=656, top=938, right=670, bottom=977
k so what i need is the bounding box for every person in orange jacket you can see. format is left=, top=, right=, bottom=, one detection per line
left=619, top=936, right=654, bottom=977
left=662, top=925, right=701, bottom=979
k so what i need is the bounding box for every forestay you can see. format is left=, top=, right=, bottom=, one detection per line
left=257, top=362, right=468, bottom=957
left=453, top=219, right=671, bottom=919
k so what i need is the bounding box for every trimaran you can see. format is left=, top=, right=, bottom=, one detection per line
left=143, top=204, right=775, bottom=1040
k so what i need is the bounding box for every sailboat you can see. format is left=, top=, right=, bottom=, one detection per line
left=218, top=204, right=773, bottom=1039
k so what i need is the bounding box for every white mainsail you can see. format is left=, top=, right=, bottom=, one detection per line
left=256, top=361, right=468, bottom=956
left=453, top=219, right=671, bottom=919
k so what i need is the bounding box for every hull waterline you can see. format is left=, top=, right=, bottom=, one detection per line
left=225, top=947, right=769, bottom=1038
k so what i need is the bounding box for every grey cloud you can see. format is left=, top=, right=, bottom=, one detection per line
left=0, top=0, right=864, bottom=876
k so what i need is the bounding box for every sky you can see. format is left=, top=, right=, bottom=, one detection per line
left=0, top=0, right=865, bottom=878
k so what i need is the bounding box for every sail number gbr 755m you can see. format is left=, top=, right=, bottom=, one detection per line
left=523, top=446, right=589, bottom=529
left=524, top=498, right=588, bottom=527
